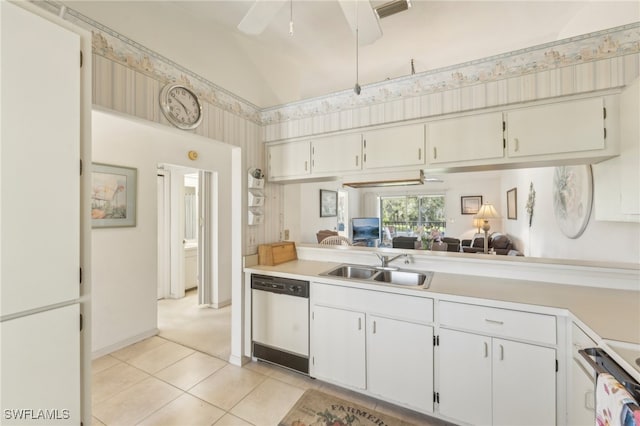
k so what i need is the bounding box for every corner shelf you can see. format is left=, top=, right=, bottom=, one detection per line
left=248, top=168, right=265, bottom=225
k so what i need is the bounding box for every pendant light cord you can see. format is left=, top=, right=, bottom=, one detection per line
left=354, top=1, right=361, bottom=95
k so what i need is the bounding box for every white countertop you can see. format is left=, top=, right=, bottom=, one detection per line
left=245, top=259, right=640, bottom=345
left=245, top=259, right=640, bottom=378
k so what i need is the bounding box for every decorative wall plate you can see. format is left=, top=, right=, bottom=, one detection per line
left=553, top=165, right=593, bottom=239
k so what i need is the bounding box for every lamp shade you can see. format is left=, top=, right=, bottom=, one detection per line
left=475, top=203, right=499, bottom=220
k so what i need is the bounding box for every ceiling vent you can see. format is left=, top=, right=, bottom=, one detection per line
left=374, top=0, right=412, bottom=19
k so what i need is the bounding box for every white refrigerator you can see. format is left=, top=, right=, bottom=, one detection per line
left=1, top=1, right=82, bottom=424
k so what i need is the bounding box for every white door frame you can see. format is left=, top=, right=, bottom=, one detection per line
left=157, top=165, right=214, bottom=302
left=157, top=169, right=171, bottom=299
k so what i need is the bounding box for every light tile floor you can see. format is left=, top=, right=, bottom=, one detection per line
left=92, top=336, right=448, bottom=426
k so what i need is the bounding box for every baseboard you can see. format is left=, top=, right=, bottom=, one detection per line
left=91, top=328, right=159, bottom=359
left=211, top=299, right=231, bottom=309
left=228, top=354, right=251, bottom=367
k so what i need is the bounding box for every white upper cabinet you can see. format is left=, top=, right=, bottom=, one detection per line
left=312, top=133, right=362, bottom=174
left=593, top=78, right=639, bottom=222
left=505, top=97, right=606, bottom=158
left=267, top=141, right=311, bottom=180
left=363, top=123, right=425, bottom=169
left=427, top=112, right=504, bottom=165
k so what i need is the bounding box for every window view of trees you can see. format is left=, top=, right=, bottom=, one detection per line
left=380, top=195, right=446, bottom=239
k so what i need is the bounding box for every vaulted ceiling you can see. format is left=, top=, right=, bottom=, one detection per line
left=63, top=0, right=639, bottom=108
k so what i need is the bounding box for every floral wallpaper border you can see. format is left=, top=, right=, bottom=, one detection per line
left=36, top=1, right=639, bottom=127
left=262, top=23, right=639, bottom=124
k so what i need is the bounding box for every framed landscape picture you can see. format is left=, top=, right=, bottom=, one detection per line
left=320, top=189, right=338, bottom=217
left=91, top=163, right=137, bottom=228
left=461, top=195, right=483, bottom=215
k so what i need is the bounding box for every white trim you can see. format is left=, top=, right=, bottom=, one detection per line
left=91, top=328, right=158, bottom=359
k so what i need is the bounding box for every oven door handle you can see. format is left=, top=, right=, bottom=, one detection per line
left=579, top=348, right=608, bottom=375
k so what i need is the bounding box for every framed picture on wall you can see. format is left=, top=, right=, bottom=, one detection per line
left=320, top=189, right=338, bottom=217
left=91, top=163, right=137, bottom=228
left=507, top=187, right=518, bottom=220
left=461, top=195, right=483, bottom=215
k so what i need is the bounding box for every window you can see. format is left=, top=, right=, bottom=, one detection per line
left=380, top=195, right=446, bottom=241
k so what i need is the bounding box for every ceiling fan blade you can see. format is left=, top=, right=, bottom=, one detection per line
left=337, top=0, right=383, bottom=45
left=238, top=0, right=288, bottom=35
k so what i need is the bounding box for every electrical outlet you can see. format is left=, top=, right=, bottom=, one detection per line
left=283, top=229, right=290, bottom=240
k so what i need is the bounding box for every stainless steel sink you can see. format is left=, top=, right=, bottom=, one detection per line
left=372, top=270, right=429, bottom=286
left=321, top=264, right=433, bottom=288
left=324, top=265, right=378, bottom=279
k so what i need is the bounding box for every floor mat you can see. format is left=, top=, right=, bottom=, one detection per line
left=279, top=388, right=417, bottom=426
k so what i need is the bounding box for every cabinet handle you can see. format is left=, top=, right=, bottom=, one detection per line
left=418, top=148, right=422, bottom=160
left=304, top=161, right=308, bottom=171
left=373, top=320, right=377, bottom=334
left=485, top=319, right=504, bottom=325
left=358, top=317, right=362, bottom=331
left=355, top=155, right=359, bottom=167
left=433, top=147, right=437, bottom=160
left=484, top=341, right=488, bottom=358
left=499, top=344, right=504, bottom=361
left=514, top=138, right=520, bottom=152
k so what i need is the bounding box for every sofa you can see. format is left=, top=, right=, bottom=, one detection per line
left=461, top=233, right=520, bottom=255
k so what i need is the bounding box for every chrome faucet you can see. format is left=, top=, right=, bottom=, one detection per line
left=375, top=253, right=408, bottom=268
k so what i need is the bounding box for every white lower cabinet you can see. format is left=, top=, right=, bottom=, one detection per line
left=439, top=328, right=492, bottom=425
left=439, top=328, right=556, bottom=426
left=367, top=315, right=434, bottom=412
left=310, top=282, right=434, bottom=414
left=568, top=323, right=596, bottom=425
left=310, top=304, right=366, bottom=389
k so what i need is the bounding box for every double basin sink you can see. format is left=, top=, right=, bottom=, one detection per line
left=320, top=264, right=433, bottom=288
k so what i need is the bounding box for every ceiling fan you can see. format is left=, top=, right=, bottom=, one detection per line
left=237, top=0, right=385, bottom=45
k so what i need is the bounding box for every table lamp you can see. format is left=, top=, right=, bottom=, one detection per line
left=472, top=218, right=483, bottom=234
left=475, top=203, right=499, bottom=254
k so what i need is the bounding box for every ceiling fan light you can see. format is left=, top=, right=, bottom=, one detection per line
left=375, top=0, right=411, bottom=19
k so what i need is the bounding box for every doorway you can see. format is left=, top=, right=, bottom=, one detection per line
left=156, top=164, right=231, bottom=360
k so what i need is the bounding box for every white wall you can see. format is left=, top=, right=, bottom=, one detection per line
left=91, top=109, right=239, bottom=354
left=283, top=181, right=353, bottom=243
left=501, top=167, right=640, bottom=263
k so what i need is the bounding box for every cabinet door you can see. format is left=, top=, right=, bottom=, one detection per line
left=1, top=304, right=80, bottom=424
left=1, top=0, right=80, bottom=316
left=492, top=338, right=556, bottom=426
left=267, top=141, right=311, bottom=180
left=367, top=316, right=433, bottom=413
left=427, top=112, right=504, bottom=164
left=312, top=133, right=362, bottom=174
left=363, top=123, right=425, bottom=169
left=438, top=328, right=492, bottom=425
left=310, top=305, right=366, bottom=389
left=505, top=97, right=605, bottom=158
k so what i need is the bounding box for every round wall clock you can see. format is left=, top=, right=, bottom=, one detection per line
left=159, top=83, right=203, bottom=130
